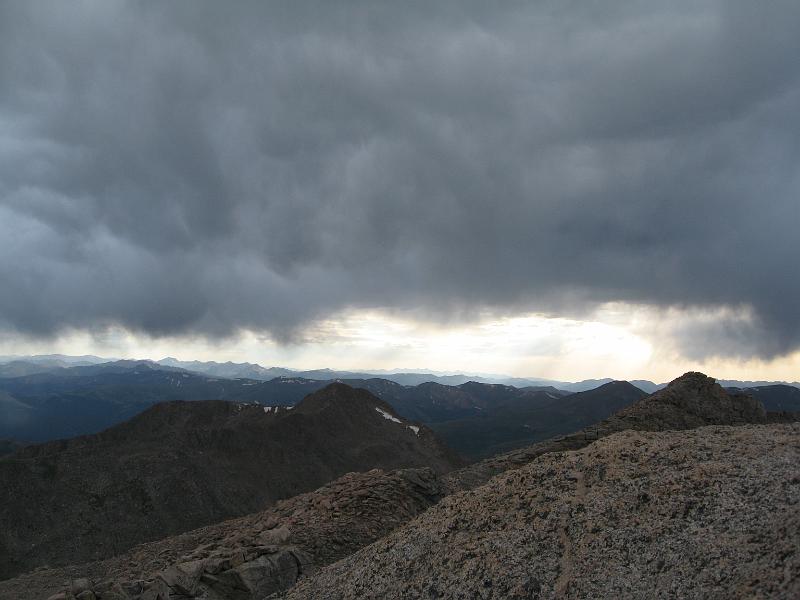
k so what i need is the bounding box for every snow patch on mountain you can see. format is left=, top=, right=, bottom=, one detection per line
left=375, top=407, right=402, bottom=424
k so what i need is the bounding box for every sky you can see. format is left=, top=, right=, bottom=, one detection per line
left=1, top=1, right=799, bottom=382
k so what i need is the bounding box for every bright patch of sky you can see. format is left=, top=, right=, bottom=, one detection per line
left=1, top=303, right=799, bottom=383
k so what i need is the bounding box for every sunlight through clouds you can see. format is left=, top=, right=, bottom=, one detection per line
left=2, top=303, right=799, bottom=383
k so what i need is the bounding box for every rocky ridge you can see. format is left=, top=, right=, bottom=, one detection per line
left=444, top=371, right=766, bottom=491
left=0, top=383, right=460, bottom=579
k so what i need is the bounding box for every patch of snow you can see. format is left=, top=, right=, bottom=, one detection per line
left=546, top=392, right=557, bottom=398
left=263, top=406, right=273, bottom=413
left=408, top=425, right=420, bottom=435
left=286, top=406, right=294, bottom=410
left=375, top=407, right=402, bottom=424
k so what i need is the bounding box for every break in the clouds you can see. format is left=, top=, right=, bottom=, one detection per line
left=1, top=1, right=799, bottom=361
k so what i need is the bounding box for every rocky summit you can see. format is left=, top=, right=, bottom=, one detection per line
left=283, top=423, right=800, bottom=599
left=0, top=383, right=460, bottom=579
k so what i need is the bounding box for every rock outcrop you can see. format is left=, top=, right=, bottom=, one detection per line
left=283, top=423, right=800, bottom=599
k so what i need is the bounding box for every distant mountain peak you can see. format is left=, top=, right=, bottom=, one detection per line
left=294, top=383, right=409, bottom=420
left=595, top=379, right=642, bottom=391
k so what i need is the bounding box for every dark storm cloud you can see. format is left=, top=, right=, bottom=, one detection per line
left=1, top=1, right=799, bottom=358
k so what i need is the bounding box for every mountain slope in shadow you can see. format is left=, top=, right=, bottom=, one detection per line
left=431, top=381, right=647, bottom=459
left=0, top=383, right=460, bottom=579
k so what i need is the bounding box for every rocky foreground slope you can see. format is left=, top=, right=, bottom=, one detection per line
left=0, top=383, right=460, bottom=579
left=0, top=467, right=446, bottom=600
left=284, top=423, right=800, bottom=599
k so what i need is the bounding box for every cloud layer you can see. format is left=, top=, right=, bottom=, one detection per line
left=1, top=1, right=799, bottom=359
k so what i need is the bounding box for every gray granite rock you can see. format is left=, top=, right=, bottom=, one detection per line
left=284, top=423, right=800, bottom=599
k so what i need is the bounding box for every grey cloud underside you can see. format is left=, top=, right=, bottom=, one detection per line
left=1, top=1, right=799, bottom=358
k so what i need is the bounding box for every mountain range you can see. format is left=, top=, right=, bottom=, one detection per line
left=0, top=360, right=573, bottom=445
left=0, top=384, right=459, bottom=579
left=6, top=354, right=799, bottom=393
left=2, top=372, right=795, bottom=599
left=3, top=357, right=799, bottom=463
